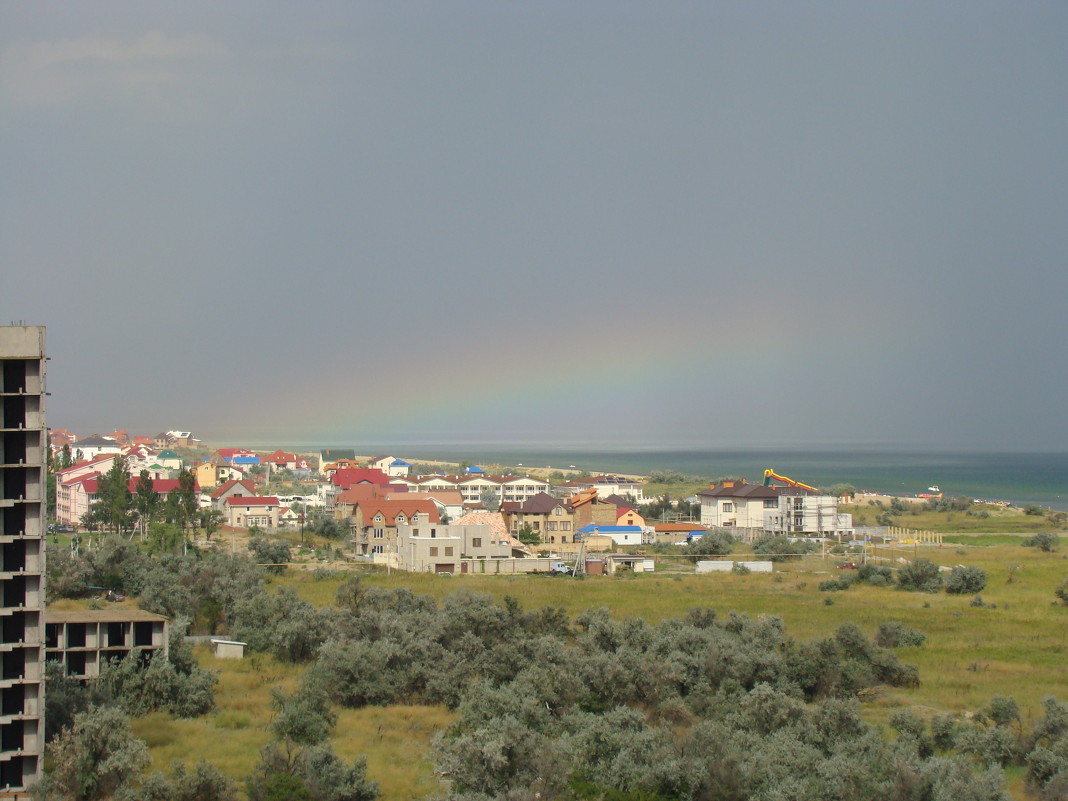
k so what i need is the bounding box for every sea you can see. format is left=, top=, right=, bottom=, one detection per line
left=294, top=445, right=1068, bottom=511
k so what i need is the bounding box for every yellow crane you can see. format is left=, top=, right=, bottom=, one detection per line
left=763, top=469, right=820, bottom=493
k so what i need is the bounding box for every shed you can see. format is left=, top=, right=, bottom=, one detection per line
left=210, top=639, right=247, bottom=659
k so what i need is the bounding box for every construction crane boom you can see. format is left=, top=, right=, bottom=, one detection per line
left=763, top=469, right=820, bottom=493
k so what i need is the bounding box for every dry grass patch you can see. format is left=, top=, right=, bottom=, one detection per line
left=333, top=705, right=453, bottom=801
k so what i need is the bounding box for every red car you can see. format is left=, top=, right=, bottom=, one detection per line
left=836, top=562, right=858, bottom=570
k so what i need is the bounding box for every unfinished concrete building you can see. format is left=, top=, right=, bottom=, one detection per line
left=0, top=326, right=46, bottom=792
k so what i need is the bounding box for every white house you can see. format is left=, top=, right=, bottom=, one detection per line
left=696, top=479, right=852, bottom=538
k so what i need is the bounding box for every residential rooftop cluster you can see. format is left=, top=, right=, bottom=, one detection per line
left=50, top=429, right=853, bottom=576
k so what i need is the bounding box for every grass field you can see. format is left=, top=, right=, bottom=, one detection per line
left=133, top=542, right=1068, bottom=800
left=844, top=502, right=1061, bottom=533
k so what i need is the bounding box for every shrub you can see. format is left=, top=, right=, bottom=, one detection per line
left=248, top=537, right=291, bottom=574
left=684, top=530, right=735, bottom=559
left=874, top=621, right=927, bottom=648
left=1057, top=578, right=1068, bottom=606
left=731, top=563, right=751, bottom=575
left=753, top=535, right=817, bottom=562
left=819, top=579, right=852, bottom=592
left=945, top=565, right=988, bottom=594
left=897, top=559, right=944, bottom=592
left=35, top=707, right=149, bottom=801
left=856, top=563, right=893, bottom=586
left=1027, top=532, right=1060, bottom=552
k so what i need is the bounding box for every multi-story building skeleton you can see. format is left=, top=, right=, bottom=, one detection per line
left=0, top=326, right=46, bottom=792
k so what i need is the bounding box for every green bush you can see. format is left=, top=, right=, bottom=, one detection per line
left=1026, top=532, right=1059, bottom=551
left=874, top=621, right=927, bottom=648
left=946, top=565, right=988, bottom=594
left=897, top=558, right=944, bottom=592
left=1057, top=578, right=1068, bottom=606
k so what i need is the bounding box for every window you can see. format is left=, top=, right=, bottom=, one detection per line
left=373, top=528, right=384, bottom=539
left=372, top=545, right=383, bottom=554
left=554, top=507, right=562, bottom=515
left=764, top=499, right=777, bottom=508
left=561, top=536, right=568, bottom=544
left=722, top=503, right=734, bottom=512
left=472, top=538, right=482, bottom=548
left=412, top=529, right=419, bottom=537
left=547, top=522, right=557, bottom=531
left=562, top=522, right=571, bottom=531
left=429, top=547, right=438, bottom=556
left=444, top=547, right=453, bottom=556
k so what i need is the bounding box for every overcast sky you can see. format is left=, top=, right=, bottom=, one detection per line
left=2, top=2, right=1066, bottom=451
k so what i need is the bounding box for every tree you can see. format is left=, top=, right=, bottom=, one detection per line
left=270, top=685, right=337, bottom=745
left=178, top=468, right=199, bottom=536
left=43, top=662, right=91, bottom=743
left=310, top=514, right=345, bottom=540
left=134, top=470, right=161, bottom=540
left=34, top=706, right=149, bottom=800
left=249, top=537, right=291, bottom=574
left=480, top=488, right=501, bottom=512
left=91, top=456, right=133, bottom=534
left=199, top=509, right=225, bottom=541
left=516, top=524, right=541, bottom=548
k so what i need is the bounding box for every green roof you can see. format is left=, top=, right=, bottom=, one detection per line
left=320, top=448, right=356, bottom=462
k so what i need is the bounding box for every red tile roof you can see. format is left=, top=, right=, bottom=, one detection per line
left=356, top=499, right=439, bottom=525
left=225, top=496, right=279, bottom=507
left=331, top=468, right=392, bottom=489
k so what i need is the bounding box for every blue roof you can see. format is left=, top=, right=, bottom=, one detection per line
left=390, top=459, right=411, bottom=466
left=465, top=466, right=485, bottom=474
left=232, top=456, right=260, bottom=464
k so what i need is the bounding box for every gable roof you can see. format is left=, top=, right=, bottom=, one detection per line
left=335, top=485, right=390, bottom=505
left=225, top=496, right=279, bottom=507
left=56, top=454, right=118, bottom=477
left=331, top=468, right=392, bottom=489
left=452, top=511, right=526, bottom=548
left=357, top=499, right=440, bottom=524
left=320, top=448, right=356, bottom=463
left=515, top=492, right=566, bottom=514
left=81, top=477, right=197, bottom=495
left=392, top=489, right=464, bottom=506
left=73, top=435, right=120, bottom=448
left=211, top=479, right=257, bottom=499
left=696, top=482, right=785, bottom=498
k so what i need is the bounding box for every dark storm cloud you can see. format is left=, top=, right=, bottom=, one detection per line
left=2, top=1, right=1066, bottom=448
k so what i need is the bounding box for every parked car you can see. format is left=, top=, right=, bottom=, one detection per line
left=836, top=562, right=858, bottom=570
